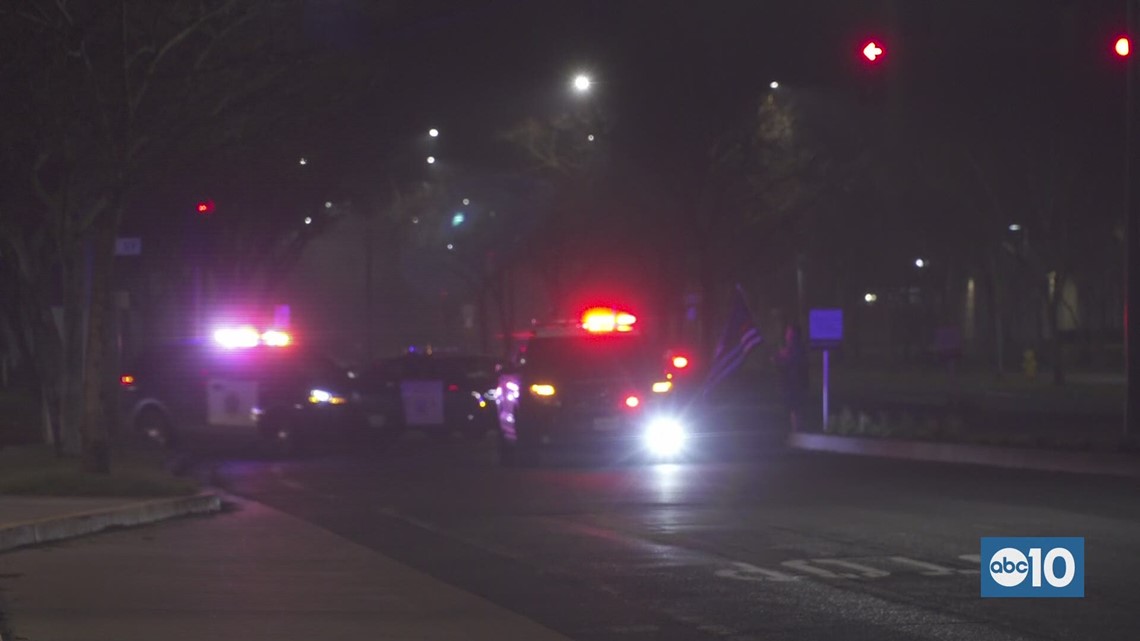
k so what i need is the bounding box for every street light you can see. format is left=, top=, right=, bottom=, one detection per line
left=462, top=198, right=470, bottom=206
left=429, top=128, right=439, bottom=138
left=452, top=212, right=465, bottom=227
left=426, top=156, right=436, bottom=164
left=572, top=73, right=592, bottom=93
left=1009, top=223, right=1022, bottom=231
left=324, top=201, right=333, bottom=209
left=769, top=81, right=779, bottom=89
left=587, top=133, right=595, bottom=142
left=915, top=258, right=926, bottom=268
left=864, top=292, right=878, bottom=304
left=298, top=157, right=308, bottom=166
left=304, top=216, right=312, bottom=225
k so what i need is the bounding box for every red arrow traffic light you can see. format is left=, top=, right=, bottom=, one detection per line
left=196, top=200, right=215, bottom=214
left=862, top=41, right=884, bottom=62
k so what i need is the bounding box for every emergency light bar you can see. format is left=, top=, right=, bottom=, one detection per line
left=581, top=307, right=637, bottom=333
left=213, top=326, right=292, bottom=349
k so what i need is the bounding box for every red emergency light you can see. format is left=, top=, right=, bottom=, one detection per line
left=581, top=307, right=637, bottom=333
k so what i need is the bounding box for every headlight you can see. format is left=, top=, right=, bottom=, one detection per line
left=529, top=383, right=556, bottom=397
left=652, top=381, right=673, bottom=394
left=644, top=418, right=686, bottom=458
left=308, top=389, right=346, bottom=405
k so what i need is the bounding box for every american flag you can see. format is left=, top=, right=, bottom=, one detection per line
left=703, top=285, right=763, bottom=395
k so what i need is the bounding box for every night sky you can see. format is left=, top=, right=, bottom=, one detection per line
left=308, top=0, right=1128, bottom=169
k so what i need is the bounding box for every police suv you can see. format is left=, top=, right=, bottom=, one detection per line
left=494, top=307, right=689, bottom=465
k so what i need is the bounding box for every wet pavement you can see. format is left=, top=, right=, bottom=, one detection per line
left=202, top=428, right=1140, bottom=641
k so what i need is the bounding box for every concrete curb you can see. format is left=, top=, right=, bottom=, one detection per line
left=788, top=432, right=1140, bottom=478
left=0, top=493, right=222, bottom=554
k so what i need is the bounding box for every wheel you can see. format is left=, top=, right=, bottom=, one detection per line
left=134, top=407, right=177, bottom=450
left=497, top=430, right=539, bottom=467
left=462, top=426, right=488, bottom=441
left=259, top=414, right=305, bottom=459
left=497, top=431, right=517, bottom=467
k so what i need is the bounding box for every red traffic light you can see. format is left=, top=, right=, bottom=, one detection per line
left=1116, top=36, right=1131, bottom=57
left=196, top=200, right=215, bottom=214
left=862, top=41, right=884, bottom=62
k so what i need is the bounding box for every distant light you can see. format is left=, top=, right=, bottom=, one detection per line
left=446, top=243, right=454, bottom=250
left=429, top=128, right=439, bottom=137
left=120, top=374, right=135, bottom=386
left=573, top=73, right=592, bottom=92
left=769, top=81, right=779, bottom=89
left=324, top=201, right=332, bottom=209
left=214, top=326, right=260, bottom=349
left=451, top=212, right=465, bottom=227
left=862, top=41, right=884, bottom=62
left=261, top=330, right=291, bottom=347
left=587, top=133, right=595, bottom=142
left=914, top=258, right=926, bottom=268
left=624, top=395, right=641, bottom=409
left=1009, top=223, right=1022, bottom=231
left=196, top=200, right=214, bottom=214
left=1116, top=36, right=1131, bottom=57
left=298, top=157, right=308, bottom=166
left=462, top=198, right=470, bottom=205
left=864, top=292, right=878, bottom=304
left=411, top=216, right=420, bottom=224
left=671, top=355, right=689, bottom=369
left=304, top=216, right=312, bottom=225
left=652, top=381, right=673, bottom=394
left=426, top=156, right=436, bottom=164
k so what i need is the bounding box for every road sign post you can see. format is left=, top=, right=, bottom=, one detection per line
left=809, top=309, right=843, bottom=431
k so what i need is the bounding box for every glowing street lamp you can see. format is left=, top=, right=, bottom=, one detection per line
left=572, top=73, right=592, bottom=93
left=769, top=80, right=780, bottom=89
left=429, top=127, right=440, bottom=138
left=426, top=156, right=436, bottom=165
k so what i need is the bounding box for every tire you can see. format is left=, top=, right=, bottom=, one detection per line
left=135, top=407, right=177, bottom=450
left=497, top=432, right=517, bottom=467
left=498, top=431, right=539, bottom=467
left=260, top=414, right=305, bottom=459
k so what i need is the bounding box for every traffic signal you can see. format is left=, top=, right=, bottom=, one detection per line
left=1116, top=36, right=1131, bottom=58
left=196, top=199, right=215, bottom=214
left=862, top=40, right=885, bottom=62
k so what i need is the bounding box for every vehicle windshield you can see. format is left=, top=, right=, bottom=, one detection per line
left=523, top=335, right=655, bottom=380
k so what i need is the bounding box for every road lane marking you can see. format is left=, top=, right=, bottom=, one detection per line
left=780, top=559, right=855, bottom=579
left=956, top=553, right=981, bottom=574
left=888, top=556, right=959, bottom=576
left=813, top=558, right=890, bottom=578
left=714, top=561, right=801, bottom=582
left=717, top=555, right=982, bottom=583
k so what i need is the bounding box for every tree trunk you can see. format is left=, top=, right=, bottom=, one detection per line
left=59, top=250, right=85, bottom=456
left=80, top=216, right=116, bottom=474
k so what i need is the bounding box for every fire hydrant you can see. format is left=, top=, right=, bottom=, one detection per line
left=1022, top=349, right=1038, bottom=379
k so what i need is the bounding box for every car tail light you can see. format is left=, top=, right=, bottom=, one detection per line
left=120, top=374, right=136, bottom=386
left=447, top=384, right=460, bottom=392
left=672, top=355, right=689, bottom=369
left=624, top=395, right=640, bottom=408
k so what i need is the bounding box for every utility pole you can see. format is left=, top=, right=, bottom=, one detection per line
left=1127, top=0, right=1140, bottom=438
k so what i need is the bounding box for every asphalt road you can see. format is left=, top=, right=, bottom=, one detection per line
left=200, top=426, right=1140, bottom=641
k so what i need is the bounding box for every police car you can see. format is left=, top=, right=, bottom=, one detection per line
left=494, top=307, right=688, bottom=466
left=119, top=325, right=353, bottom=456
left=353, top=350, right=501, bottom=441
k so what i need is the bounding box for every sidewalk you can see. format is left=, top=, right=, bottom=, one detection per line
left=0, top=493, right=220, bottom=553
left=0, top=495, right=573, bottom=641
